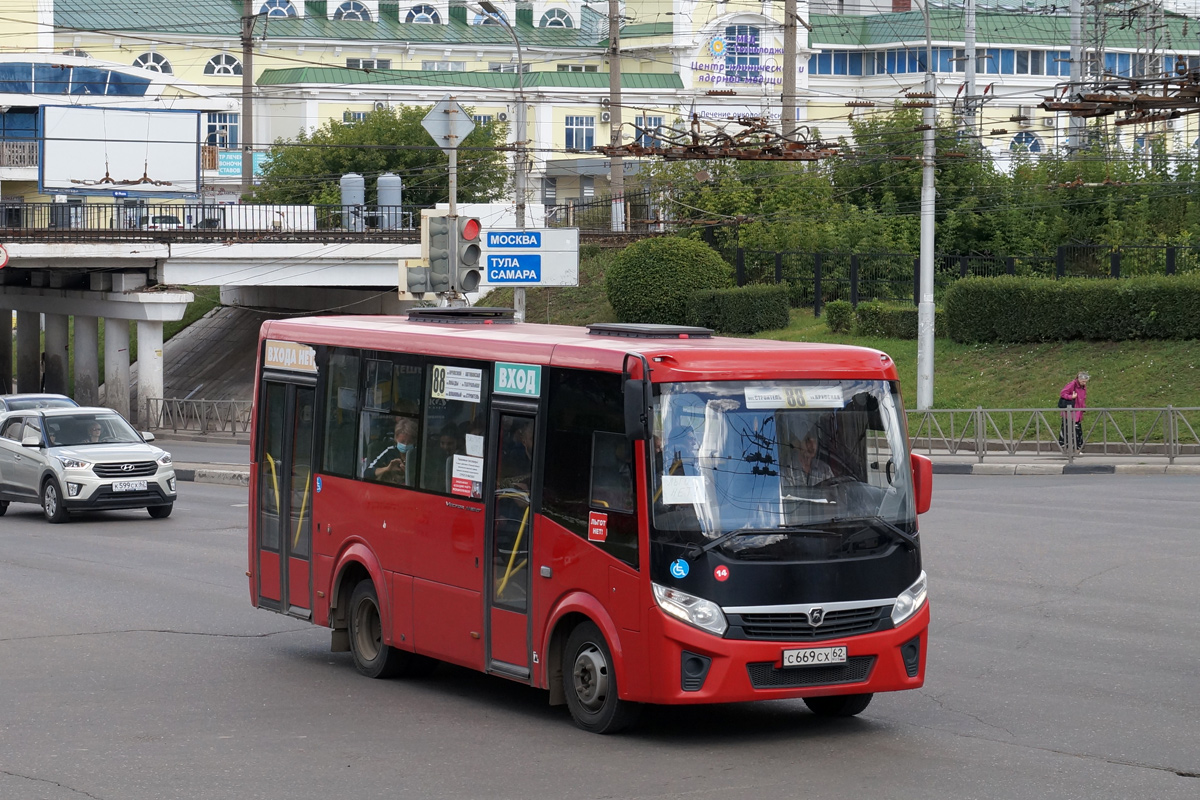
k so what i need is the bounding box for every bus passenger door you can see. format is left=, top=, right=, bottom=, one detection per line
left=255, top=378, right=316, bottom=618
left=484, top=404, right=538, bottom=681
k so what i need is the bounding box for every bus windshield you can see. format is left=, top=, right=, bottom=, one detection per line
left=650, top=379, right=914, bottom=561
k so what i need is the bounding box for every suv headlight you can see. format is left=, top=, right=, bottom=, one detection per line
left=56, top=456, right=92, bottom=470
left=891, top=571, right=928, bottom=626
left=157, top=452, right=173, bottom=466
left=652, top=582, right=727, bottom=636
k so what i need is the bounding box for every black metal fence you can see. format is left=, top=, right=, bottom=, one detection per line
left=730, top=244, right=1200, bottom=314
left=545, top=189, right=662, bottom=235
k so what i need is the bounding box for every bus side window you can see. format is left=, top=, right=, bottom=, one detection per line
left=419, top=362, right=489, bottom=497
left=590, top=432, right=633, bottom=513
left=358, top=353, right=425, bottom=484
left=322, top=350, right=360, bottom=478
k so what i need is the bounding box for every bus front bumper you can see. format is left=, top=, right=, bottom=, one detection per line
left=641, top=602, right=929, bottom=705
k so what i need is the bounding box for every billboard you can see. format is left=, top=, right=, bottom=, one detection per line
left=39, top=107, right=201, bottom=196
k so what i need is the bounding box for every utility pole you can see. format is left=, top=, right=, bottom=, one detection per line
left=608, top=0, right=624, bottom=232
left=782, top=0, right=798, bottom=139
left=240, top=0, right=257, bottom=198
left=963, top=0, right=977, bottom=135
left=1068, top=0, right=1084, bottom=153
left=916, top=2, right=937, bottom=410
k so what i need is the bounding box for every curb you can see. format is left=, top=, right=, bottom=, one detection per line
left=933, top=462, right=1199, bottom=476
left=177, top=468, right=250, bottom=487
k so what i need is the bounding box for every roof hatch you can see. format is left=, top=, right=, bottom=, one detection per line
left=406, top=307, right=517, bottom=325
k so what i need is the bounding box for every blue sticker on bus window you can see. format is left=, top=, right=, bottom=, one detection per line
left=315, top=476, right=322, bottom=493
left=670, top=559, right=690, bottom=579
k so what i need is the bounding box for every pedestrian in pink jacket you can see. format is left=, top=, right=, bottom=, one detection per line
left=1058, top=371, right=1090, bottom=449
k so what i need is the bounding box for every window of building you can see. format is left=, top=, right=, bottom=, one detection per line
left=1010, top=131, right=1042, bottom=153
left=205, top=112, right=240, bottom=148
left=564, top=116, right=595, bottom=150
left=635, top=115, right=663, bottom=147
left=473, top=114, right=493, bottom=125
left=488, top=63, right=531, bottom=73
left=343, top=110, right=368, bottom=123
left=422, top=60, right=465, bottom=71
left=0, top=109, right=37, bottom=140
left=557, top=64, right=598, bottom=73
left=61, top=49, right=89, bottom=58
left=540, top=8, right=574, bottom=28
left=359, top=355, right=425, bottom=486
left=581, top=175, right=594, bottom=198
left=406, top=4, right=441, bottom=23
left=334, top=1, right=372, bottom=20
left=1104, top=52, right=1133, bottom=78
left=542, top=176, right=557, bottom=203
left=542, top=368, right=638, bottom=568
left=132, top=52, right=172, bottom=74
left=347, top=58, right=392, bottom=70
left=724, top=25, right=760, bottom=84
left=204, top=54, right=242, bottom=76
left=473, top=9, right=508, bottom=25
left=259, top=0, right=297, bottom=17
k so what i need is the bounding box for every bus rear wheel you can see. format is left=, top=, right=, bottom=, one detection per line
left=803, top=693, right=873, bottom=718
left=562, top=621, right=640, bottom=734
left=347, top=580, right=435, bottom=679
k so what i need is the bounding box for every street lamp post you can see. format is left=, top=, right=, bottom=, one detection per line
left=480, top=2, right=528, bottom=320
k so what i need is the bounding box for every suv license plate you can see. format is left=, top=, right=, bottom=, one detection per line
left=112, top=480, right=148, bottom=493
left=782, top=646, right=847, bottom=668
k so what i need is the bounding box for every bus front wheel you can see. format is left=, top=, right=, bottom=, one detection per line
left=348, top=580, right=409, bottom=679
left=803, top=693, right=873, bottom=717
left=562, top=621, right=640, bottom=734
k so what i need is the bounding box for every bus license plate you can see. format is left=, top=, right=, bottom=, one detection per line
left=112, top=480, right=148, bottom=492
left=782, top=646, right=847, bottom=668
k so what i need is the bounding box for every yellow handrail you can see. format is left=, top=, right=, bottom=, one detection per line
left=292, top=468, right=310, bottom=549
left=265, top=452, right=280, bottom=514
left=497, top=504, right=530, bottom=597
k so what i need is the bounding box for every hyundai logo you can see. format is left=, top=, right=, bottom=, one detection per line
left=808, top=607, right=825, bottom=627
left=120, top=463, right=135, bottom=472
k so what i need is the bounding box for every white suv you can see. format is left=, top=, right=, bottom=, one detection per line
left=0, top=407, right=177, bottom=523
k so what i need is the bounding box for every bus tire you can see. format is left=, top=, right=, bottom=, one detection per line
left=348, top=580, right=407, bottom=679
left=41, top=479, right=69, bottom=524
left=803, top=693, right=873, bottom=718
left=562, top=621, right=640, bottom=734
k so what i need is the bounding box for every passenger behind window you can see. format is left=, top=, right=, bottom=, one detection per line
left=368, top=416, right=418, bottom=486
left=498, top=418, right=534, bottom=492
left=424, top=423, right=462, bottom=492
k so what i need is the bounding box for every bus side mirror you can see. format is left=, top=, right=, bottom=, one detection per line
left=624, top=379, right=647, bottom=441
left=911, top=453, right=932, bottom=515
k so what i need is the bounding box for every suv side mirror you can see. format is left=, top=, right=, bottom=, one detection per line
left=910, top=453, right=932, bottom=515
left=21, top=434, right=43, bottom=448
left=141, top=431, right=156, bottom=442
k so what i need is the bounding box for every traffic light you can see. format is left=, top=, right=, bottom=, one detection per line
left=424, top=211, right=452, bottom=292
left=455, top=216, right=482, bottom=293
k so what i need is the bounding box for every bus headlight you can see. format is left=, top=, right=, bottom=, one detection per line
left=891, top=571, right=928, bottom=627
left=652, top=582, right=727, bottom=636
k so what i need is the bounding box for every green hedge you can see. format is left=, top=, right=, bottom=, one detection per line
left=605, top=237, right=733, bottom=325
left=853, top=301, right=947, bottom=339
left=689, top=284, right=791, bottom=334
left=944, top=275, right=1200, bottom=342
left=825, top=300, right=853, bottom=333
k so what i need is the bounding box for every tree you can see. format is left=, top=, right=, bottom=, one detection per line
left=249, top=106, right=508, bottom=206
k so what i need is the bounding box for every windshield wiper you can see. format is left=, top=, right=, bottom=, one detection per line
left=686, top=526, right=838, bottom=561
left=830, top=515, right=919, bottom=551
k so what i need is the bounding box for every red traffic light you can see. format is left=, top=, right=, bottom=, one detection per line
left=459, top=217, right=481, bottom=241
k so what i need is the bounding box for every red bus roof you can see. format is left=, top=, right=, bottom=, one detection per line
left=261, top=316, right=899, bottom=382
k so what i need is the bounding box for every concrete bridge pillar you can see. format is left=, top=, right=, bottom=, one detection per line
left=73, top=315, right=100, bottom=406
left=43, top=313, right=70, bottom=395
left=0, top=308, right=11, bottom=393
left=135, top=320, right=164, bottom=427
left=16, top=311, right=40, bottom=393
left=104, top=318, right=130, bottom=418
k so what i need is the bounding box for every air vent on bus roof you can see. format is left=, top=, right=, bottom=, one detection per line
left=406, top=307, right=517, bottom=324
left=586, top=323, right=713, bottom=339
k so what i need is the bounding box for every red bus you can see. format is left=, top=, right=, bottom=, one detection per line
left=248, top=308, right=932, bottom=733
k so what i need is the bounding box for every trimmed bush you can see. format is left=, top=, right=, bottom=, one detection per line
left=688, top=284, right=791, bottom=334
left=853, top=302, right=946, bottom=339
left=605, top=238, right=733, bottom=325
left=944, top=275, right=1200, bottom=342
left=825, top=300, right=853, bottom=333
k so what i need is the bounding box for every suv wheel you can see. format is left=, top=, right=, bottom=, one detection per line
left=42, top=480, right=69, bottom=524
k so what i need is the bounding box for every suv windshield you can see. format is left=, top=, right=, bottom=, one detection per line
left=650, top=379, right=915, bottom=562
left=47, top=414, right=143, bottom=447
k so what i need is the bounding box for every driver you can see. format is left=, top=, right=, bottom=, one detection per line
left=783, top=427, right=834, bottom=489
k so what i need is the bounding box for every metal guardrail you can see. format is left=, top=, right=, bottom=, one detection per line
left=146, top=398, right=253, bottom=435
left=907, top=407, right=1200, bottom=464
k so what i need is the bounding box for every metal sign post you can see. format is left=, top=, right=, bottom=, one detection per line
left=421, top=96, right=476, bottom=305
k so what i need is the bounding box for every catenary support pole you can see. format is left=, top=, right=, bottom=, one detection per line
left=917, top=3, right=937, bottom=410
left=608, top=0, right=624, bottom=232
left=241, top=0, right=256, bottom=198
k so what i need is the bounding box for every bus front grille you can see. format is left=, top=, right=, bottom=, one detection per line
left=730, top=606, right=890, bottom=641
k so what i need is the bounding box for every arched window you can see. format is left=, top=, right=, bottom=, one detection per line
left=540, top=8, right=573, bottom=28
left=1010, top=131, right=1042, bottom=153
left=473, top=9, right=508, bottom=25
left=204, top=54, right=243, bottom=76
left=259, top=0, right=297, bottom=17
left=334, top=1, right=371, bottom=20
left=724, top=25, right=761, bottom=84
left=61, top=49, right=89, bottom=57
left=132, top=52, right=173, bottom=74
left=406, top=4, right=440, bottom=23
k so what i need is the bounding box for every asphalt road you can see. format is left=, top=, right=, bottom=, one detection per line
left=1, top=476, right=1198, bottom=799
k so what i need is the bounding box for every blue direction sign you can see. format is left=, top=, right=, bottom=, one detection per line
left=479, top=228, right=579, bottom=288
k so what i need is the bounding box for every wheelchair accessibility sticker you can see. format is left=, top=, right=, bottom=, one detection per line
left=670, top=559, right=690, bottom=579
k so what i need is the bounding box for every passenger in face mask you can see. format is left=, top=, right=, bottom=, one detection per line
left=370, top=417, right=418, bottom=485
